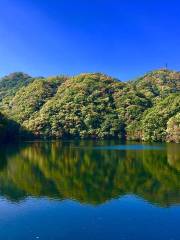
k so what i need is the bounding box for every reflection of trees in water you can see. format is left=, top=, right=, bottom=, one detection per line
left=167, top=143, right=180, bottom=170
left=0, top=141, right=180, bottom=206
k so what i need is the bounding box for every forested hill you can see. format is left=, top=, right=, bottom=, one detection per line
left=0, top=72, right=34, bottom=103
left=0, top=69, right=179, bottom=142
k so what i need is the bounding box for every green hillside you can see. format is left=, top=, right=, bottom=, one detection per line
left=0, top=72, right=34, bottom=104
left=5, top=76, right=67, bottom=123
left=142, top=94, right=180, bottom=142
left=133, top=69, right=180, bottom=100
left=0, top=112, right=20, bottom=141
left=0, top=69, right=179, bottom=142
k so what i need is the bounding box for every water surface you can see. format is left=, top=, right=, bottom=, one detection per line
left=0, top=141, right=180, bottom=240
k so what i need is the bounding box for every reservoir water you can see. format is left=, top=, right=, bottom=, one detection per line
left=0, top=141, right=180, bottom=240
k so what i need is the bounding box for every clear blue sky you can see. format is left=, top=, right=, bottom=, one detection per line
left=0, top=0, right=180, bottom=80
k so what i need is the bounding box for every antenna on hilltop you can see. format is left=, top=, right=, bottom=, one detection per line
left=165, top=63, right=168, bottom=70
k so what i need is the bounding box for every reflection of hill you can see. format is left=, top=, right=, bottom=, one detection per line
left=0, top=142, right=180, bottom=206
left=167, top=143, right=180, bottom=170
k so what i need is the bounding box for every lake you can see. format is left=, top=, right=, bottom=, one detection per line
left=0, top=141, right=180, bottom=240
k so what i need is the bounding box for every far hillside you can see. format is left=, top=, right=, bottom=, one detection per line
left=0, top=69, right=179, bottom=142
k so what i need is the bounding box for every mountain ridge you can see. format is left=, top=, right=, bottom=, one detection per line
left=0, top=69, right=179, bottom=142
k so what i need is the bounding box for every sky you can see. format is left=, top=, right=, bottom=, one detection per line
left=0, top=0, right=180, bottom=80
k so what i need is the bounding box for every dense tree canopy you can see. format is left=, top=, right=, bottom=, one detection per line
left=133, top=69, right=180, bottom=100
left=0, top=72, right=34, bottom=108
left=166, top=113, right=180, bottom=143
left=0, top=69, right=179, bottom=142
left=5, top=76, right=67, bottom=123
left=141, top=94, right=180, bottom=142
left=0, top=112, right=20, bottom=141
left=23, top=73, right=125, bottom=139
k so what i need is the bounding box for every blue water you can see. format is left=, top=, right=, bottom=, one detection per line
left=95, top=144, right=163, bottom=150
left=0, top=141, right=179, bottom=240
